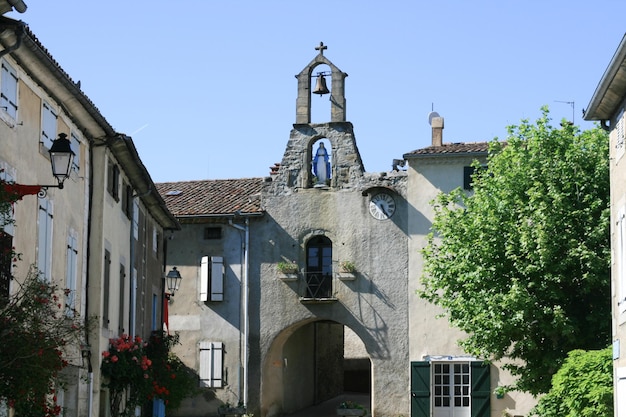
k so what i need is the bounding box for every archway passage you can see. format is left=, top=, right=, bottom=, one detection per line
left=262, top=320, right=372, bottom=417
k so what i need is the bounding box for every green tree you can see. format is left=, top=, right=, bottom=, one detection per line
left=419, top=108, right=611, bottom=395
left=532, top=348, right=613, bottom=417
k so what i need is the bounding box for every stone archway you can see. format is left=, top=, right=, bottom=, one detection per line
left=261, top=320, right=372, bottom=417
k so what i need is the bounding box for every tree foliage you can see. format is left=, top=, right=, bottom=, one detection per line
left=532, top=348, right=613, bottom=417
left=419, top=108, right=611, bottom=394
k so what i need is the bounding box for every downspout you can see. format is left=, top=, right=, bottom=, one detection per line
left=229, top=216, right=249, bottom=406
left=7, top=0, right=27, bottom=13
left=84, top=138, right=101, bottom=417
left=0, top=22, right=23, bottom=59
left=600, top=119, right=611, bottom=131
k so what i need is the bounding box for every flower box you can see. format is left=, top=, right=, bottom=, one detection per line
left=337, top=271, right=356, bottom=280
left=279, top=273, right=298, bottom=281
left=336, top=408, right=366, bottom=416
left=218, top=407, right=247, bottom=416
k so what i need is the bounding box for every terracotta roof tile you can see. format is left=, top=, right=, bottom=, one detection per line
left=404, top=142, right=491, bottom=158
left=156, top=178, right=264, bottom=217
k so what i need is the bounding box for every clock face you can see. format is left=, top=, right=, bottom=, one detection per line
left=369, top=192, right=396, bottom=220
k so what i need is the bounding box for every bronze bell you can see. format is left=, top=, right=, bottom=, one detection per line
left=312, top=74, right=330, bottom=95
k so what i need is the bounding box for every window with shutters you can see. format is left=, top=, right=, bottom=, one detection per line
left=463, top=165, right=486, bottom=191
left=1, top=59, right=18, bottom=119
left=199, top=341, right=223, bottom=388
left=200, top=256, right=224, bottom=302
left=411, top=360, right=490, bottom=417
left=616, top=109, right=625, bottom=162
left=37, top=198, right=53, bottom=281
left=617, top=207, right=626, bottom=314
left=103, top=250, right=111, bottom=328
left=121, top=181, right=133, bottom=219
left=65, top=232, right=78, bottom=316
left=107, top=158, right=120, bottom=201
left=119, top=263, right=126, bottom=333
left=0, top=167, right=14, bottom=304
left=41, top=101, right=57, bottom=149
left=0, top=230, right=11, bottom=305
left=70, top=132, right=80, bottom=172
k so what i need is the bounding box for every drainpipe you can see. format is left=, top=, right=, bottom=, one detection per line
left=229, top=216, right=249, bottom=406
left=7, top=0, right=27, bottom=13
left=0, top=22, right=24, bottom=59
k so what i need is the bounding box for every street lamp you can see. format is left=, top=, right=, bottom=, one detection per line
left=48, top=133, right=75, bottom=190
left=165, top=267, right=182, bottom=299
left=0, top=133, right=75, bottom=200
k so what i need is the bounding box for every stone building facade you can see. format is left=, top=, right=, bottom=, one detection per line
left=159, top=44, right=536, bottom=417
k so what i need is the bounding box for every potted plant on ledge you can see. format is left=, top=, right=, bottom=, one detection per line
left=337, top=260, right=357, bottom=280
left=218, top=401, right=247, bottom=417
left=337, top=401, right=366, bottom=416
left=277, top=261, right=299, bottom=280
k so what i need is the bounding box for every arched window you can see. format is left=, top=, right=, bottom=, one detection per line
left=305, top=236, right=332, bottom=298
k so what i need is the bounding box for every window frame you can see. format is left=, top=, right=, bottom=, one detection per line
left=41, top=101, right=58, bottom=149
left=1, top=59, right=18, bottom=119
left=65, top=232, right=78, bottom=316
left=37, top=198, right=53, bottom=282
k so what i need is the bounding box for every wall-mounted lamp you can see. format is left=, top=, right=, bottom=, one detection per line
left=0, top=133, right=75, bottom=200
left=165, top=267, right=182, bottom=300
left=47, top=133, right=75, bottom=190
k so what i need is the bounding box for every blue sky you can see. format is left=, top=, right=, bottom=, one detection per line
left=9, top=1, right=626, bottom=183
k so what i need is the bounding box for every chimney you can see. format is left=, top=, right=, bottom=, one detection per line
left=431, top=116, right=444, bottom=146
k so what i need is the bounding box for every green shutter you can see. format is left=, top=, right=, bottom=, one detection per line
left=471, top=361, right=491, bottom=417
left=410, top=361, right=430, bottom=417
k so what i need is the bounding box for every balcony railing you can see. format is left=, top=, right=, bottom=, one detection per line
left=300, top=271, right=335, bottom=301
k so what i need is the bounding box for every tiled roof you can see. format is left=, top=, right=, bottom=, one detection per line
left=404, top=142, right=491, bottom=158
left=156, top=178, right=264, bottom=217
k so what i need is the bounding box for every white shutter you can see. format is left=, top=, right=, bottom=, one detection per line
left=199, top=341, right=223, bottom=388
left=200, top=256, right=209, bottom=302
left=37, top=199, right=53, bottom=281
left=65, top=233, right=78, bottom=315
left=210, top=256, right=224, bottom=301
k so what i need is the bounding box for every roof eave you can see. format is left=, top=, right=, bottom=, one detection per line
left=584, top=33, right=626, bottom=121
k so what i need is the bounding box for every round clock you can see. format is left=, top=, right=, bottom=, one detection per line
left=369, top=192, right=396, bottom=220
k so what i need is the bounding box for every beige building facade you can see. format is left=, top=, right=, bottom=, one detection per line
left=0, top=9, right=179, bottom=417
left=584, top=33, right=626, bottom=417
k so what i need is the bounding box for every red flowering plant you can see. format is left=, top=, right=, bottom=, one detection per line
left=101, top=331, right=196, bottom=417
left=101, top=334, right=153, bottom=417
left=0, top=267, right=86, bottom=417
left=145, top=331, right=197, bottom=412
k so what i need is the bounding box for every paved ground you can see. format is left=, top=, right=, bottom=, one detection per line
left=285, top=393, right=371, bottom=417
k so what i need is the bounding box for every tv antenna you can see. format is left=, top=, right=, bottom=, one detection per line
left=555, top=100, right=575, bottom=124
